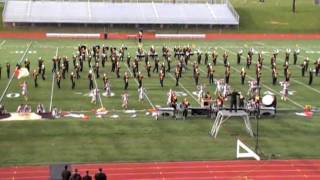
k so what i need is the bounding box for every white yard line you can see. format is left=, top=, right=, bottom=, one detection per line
left=220, top=46, right=304, bottom=109
left=0, top=40, right=6, bottom=48
left=49, top=48, right=59, bottom=111
left=0, top=42, right=33, bottom=103
left=124, top=63, right=155, bottom=109
left=167, top=73, right=200, bottom=105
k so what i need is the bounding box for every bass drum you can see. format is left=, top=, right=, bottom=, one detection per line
left=262, top=95, right=275, bottom=107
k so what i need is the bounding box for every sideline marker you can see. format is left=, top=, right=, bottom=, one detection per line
left=236, top=139, right=260, bottom=161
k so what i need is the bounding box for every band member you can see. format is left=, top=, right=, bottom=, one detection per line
left=171, top=92, right=178, bottom=112
left=283, top=61, right=289, bottom=78
left=6, top=62, right=10, bottom=79
left=138, top=87, right=145, bottom=102
left=304, top=57, right=310, bottom=70
left=194, top=67, right=200, bottom=86
left=38, top=57, right=43, bottom=74
left=196, top=50, right=202, bottom=64
left=175, top=65, right=180, bottom=86
left=216, top=93, right=224, bottom=110
left=212, top=50, right=218, bottom=66
left=239, top=93, right=245, bottom=109
left=240, top=67, right=246, bottom=85
left=272, top=67, right=278, bottom=85
left=32, top=69, right=39, bottom=88
left=237, top=50, right=243, bottom=65
left=208, top=65, right=214, bottom=85
left=160, top=63, right=166, bottom=77
left=124, top=72, right=129, bottom=90
left=94, top=62, right=100, bottom=78
left=309, top=68, right=314, bottom=85
left=228, top=90, right=240, bottom=112
left=314, top=58, right=320, bottom=76
left=225, top=66, right=231, bottom=84
left=88, top=54, right=92, bottom=68
left=24, top=59, right=30, bottom=72
left=138, top=30, right=143, bottom=44
left=91, top=88, right=99, bottom=104
left=64, top=57, right=69, bottom=73
left=182, top=98, right=190, bottom=119
left=285, top=70, right=291, bottom=82
left=122, top=92, right=129, bottom=109
left=52, top=57, right=57, bottom=73
left=0, top=64, right=2, bottom=79
left=137, top=72, right=143, bottom=89
left=256, top=68, right=262, bottom=86
left=60, top=62, right=67, bottom=79
left=280, top=81, right=289, bottom=101
left=88, top=71, right=94, bottom=90
left=146, top=61, right=151, bottom=77
left=20, top=81, right=28, bottom=101
left=301, top=60, right=307, bottom=77
left=102, top=73, right=108, bottom=90
left=258, top=52, right=264, bottom=67
left=285, top=48, right=291, bottom=63
left=79, top=55, right=84, bottom=72
left=116, top=61, right=121, bottom=78
left=72, top=54, right=77, bottom=68
left=56, top=71, right=62, bottom=89
left=153, top=57, right=159, bottom=73
left=166, top=57, right=171, bottom=72
left=70, top=72, right=76, bottom=89
left=75, top=63, right=80, bottom=79
left=223, top=51, right=228, bottom=66
left=159, top=69, right=165, bottom=88
left=293, top=49, right=300, bottom=65
left=204, top=51, right=209, bottom=65
left=41, top=62, right=46, bottom=80
left=246, top=55, right=251, bottom=69
left=127, top=53, right=131, bottom=68
left=105, top=80, right=111, bottom=97
left=57, top=56, right=61, bottom=71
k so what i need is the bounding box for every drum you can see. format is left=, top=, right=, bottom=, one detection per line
left=262, top=95, right=275, bottom=107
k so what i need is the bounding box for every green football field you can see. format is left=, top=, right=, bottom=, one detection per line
left=0, top=39, right=319, bottom=166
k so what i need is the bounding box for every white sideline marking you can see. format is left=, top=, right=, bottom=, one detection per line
left=124, top=63, right=155, bottom=109
left=220, top=47, right=304, bottom=109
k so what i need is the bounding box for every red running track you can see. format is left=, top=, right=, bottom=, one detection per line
left=1, top=160, right=320, bottom=180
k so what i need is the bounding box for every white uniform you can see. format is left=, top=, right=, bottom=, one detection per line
left=105, top=82, right=111, bottom=96
left=138, top=87, right=145, bottom=101
left=122, top=93, right=128, bottom=108
left=21, top=82, right=28, bottom=97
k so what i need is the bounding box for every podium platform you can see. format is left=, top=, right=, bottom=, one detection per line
left=210, top=110, right=253, bottom=138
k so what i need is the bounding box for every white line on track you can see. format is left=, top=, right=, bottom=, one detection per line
left=220, top=47, right=304, bottom=109
left=124, top=62, right=155, bottom=109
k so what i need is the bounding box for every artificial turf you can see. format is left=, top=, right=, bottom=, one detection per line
left=0, top=39, right=319, bottom=166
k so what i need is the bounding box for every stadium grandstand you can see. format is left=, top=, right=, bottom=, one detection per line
left=2, top=0, right=239, bottom=27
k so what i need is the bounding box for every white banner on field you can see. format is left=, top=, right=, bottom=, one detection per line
left=46, top=33, right=101, bottom=39
left=155, top=34, right=206, bottom=39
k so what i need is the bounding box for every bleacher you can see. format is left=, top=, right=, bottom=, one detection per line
left=3, top=0, right=239, bottom=26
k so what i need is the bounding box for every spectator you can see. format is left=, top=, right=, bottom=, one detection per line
left=82, top=170, right=92, bottom=180
left=61, top=165, right=71, bottom=180
left=70, top=168, right=82, bottom=180
left=95, top=168, right=107, bottom=180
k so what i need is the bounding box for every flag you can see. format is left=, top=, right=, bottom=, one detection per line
left=15, top=67, right=29, bottom=79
